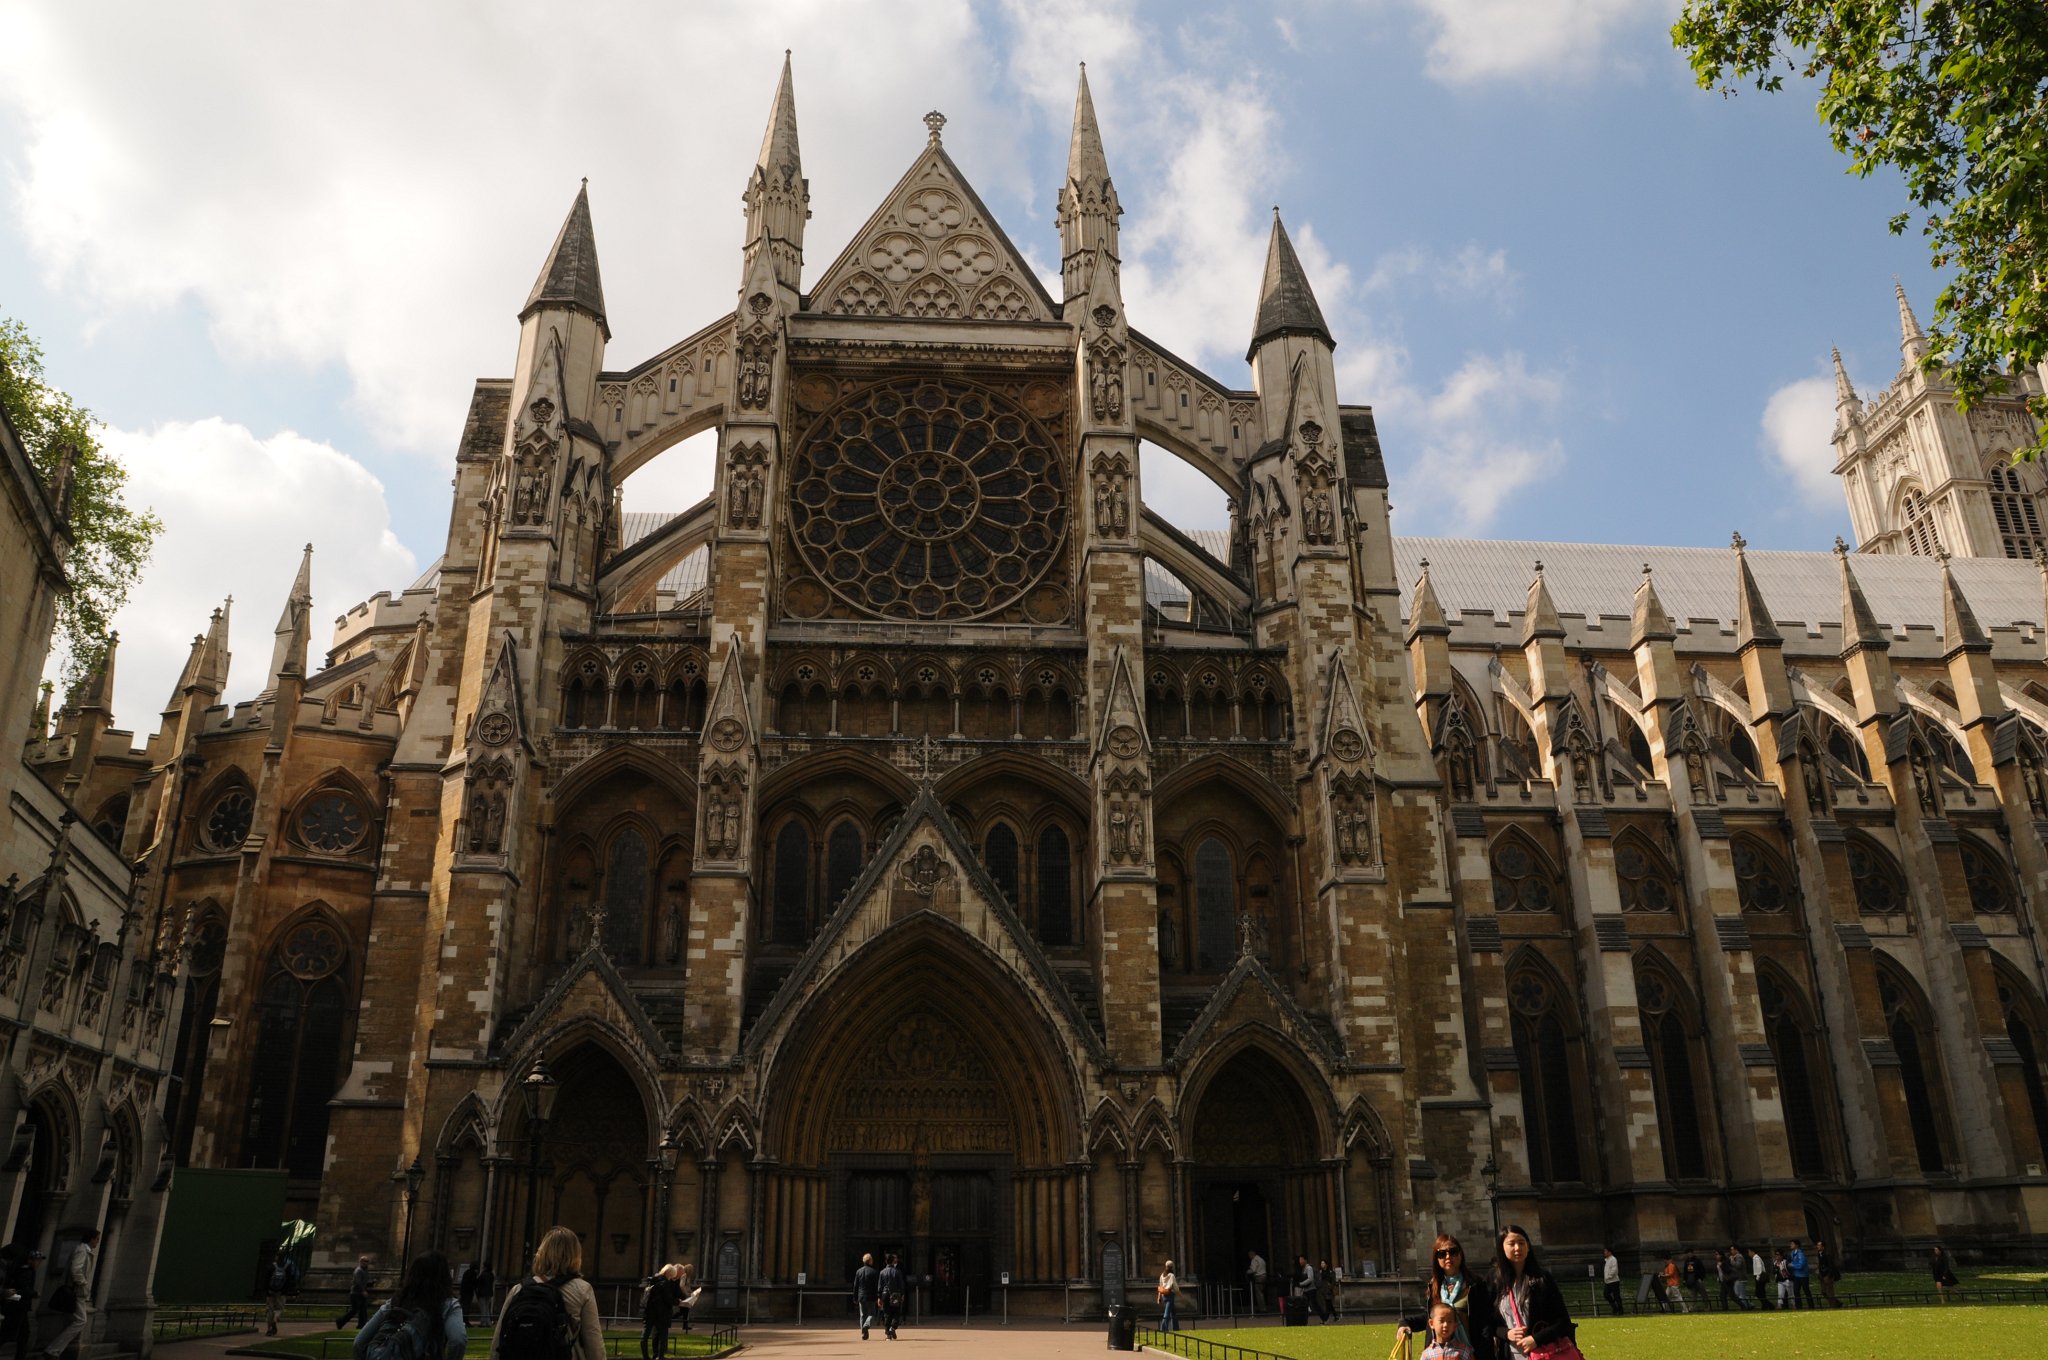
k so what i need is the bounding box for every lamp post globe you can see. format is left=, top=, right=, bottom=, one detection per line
left=520, top=1059, right=559, bottom=1268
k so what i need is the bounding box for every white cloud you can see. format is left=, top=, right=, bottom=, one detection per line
left=1363, top=243, right=1519, bottom=308
left=1386, top=0, right=1675, bottom=85
left=77, top=420, right=417, bottom=734
left=0, top=2, right=1018, bottom=456
left=1374, top=352, right=1567, bottom=532
left=1760, top=372, right=1842, bottom=509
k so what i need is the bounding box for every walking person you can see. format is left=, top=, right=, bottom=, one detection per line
left=337, top=1256, right=374, bottom=1330
left=878, top=1254, right=905, bottom=1340
left=474, top=1263, right=496, bottom=1326
left=1659, top=1255, right=1688, bottom=1314
left=675, top=1265, right=700, bottom=1334
left=1930, top=1245, right=1959, bottom=1303
left=1788, top=1240, right=1815, bottom=1310
left=1683, top=1251, right=1708, bottom=1310
left=1314, top=1259, right=1336, bottom=1323
left=639, top=1264, right=680, bottom=1360
left=852, top=1252, right=880, bottom=1341
left=493, top=1226, right=604, bottom=1360
left=1714, top=1246, right=1736, bottom=1311
left=352, top=1252, right=464, bottom=1360
left=0, top=1249, right=40, bottom=1360
left=1815, top=1240, right=1842, bottom=1308
left=262, top=1245, right=298, bottom=1337
left=1600, top=1248, right=1624, bottom=1317
left=1395, top=1233, right=1498, bottom=1360
left=1772, top=1249, right=1793, bottom=1309
left=1245, top=1250, right=1268, bottom=1316
left=1156, top=1260, right=1179, bottom=1333
left=42, top=1230, right=97, bottom=1360
left=1750, top=1245, right=1769, bottom=1310
left=1490, top=1225, right=1582, bottom=1360
left=458, top=1263, right=477, bottom=1323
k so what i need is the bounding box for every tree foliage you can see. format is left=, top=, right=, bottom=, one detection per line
left=0, top=315, right=162, bottom=686
left=1674, top=2, right=2048, bottom=456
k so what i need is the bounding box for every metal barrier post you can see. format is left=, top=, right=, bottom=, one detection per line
left=796, top=1284, right=803, bottom=1328
left=963, top=1285, right=970, bottom=1326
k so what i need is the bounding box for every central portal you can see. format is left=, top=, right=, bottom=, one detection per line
left=760, top=919, right=1082, bottom=1291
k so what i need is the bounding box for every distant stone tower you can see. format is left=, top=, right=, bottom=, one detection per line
left=1836, top=283, right=2048, bottom=558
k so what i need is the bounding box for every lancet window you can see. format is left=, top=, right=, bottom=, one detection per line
left=241, top=916, right=350, bottom=1179
left=1508, top=960, right=1584, bottom=1184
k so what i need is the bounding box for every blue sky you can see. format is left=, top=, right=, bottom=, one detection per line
left=0, top=1, right=1935, bottom=728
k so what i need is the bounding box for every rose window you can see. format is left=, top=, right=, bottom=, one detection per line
left=202, top=790, right=254, bottom=852
left=787, top=377, right=1067, bottom=621
left=299, top=792, right=368, bottom=853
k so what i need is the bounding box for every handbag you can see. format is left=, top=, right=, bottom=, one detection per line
left=46, top=1285, right=74, bottom=1315
left=1505, top=1279, right=1585, bottom=1360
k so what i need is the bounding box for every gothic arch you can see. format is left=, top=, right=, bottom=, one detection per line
left=757, top=748, right=917, bottom=809
left=1489, top=825, right=1566, bottom=914
left=498, top=1018, right=666, bottom=1149
left=1175, top=1025, right=1337, bottom=1157
left=1613, top=827, right=1683, bottom=914
left=1134, top=422, right=1241, bottom=504
left=1338, top=1095, right=1395, bottom=1160
left=1086, top=1100, right=1130, bottom=1157
left=596, top=494, right=716, bottom=609
left=1505, top=945, right=1591, bottom=1184
left=436, top=1091, right=493, bottom=1158
left=189, top=767, right=257, bottom=854
left=1154, top=754, right=1294, bottom=829
left=282, top=769, right=381, bottom=857
left=1872, top=952, right=1954, bottom=1173
left=1755, top=960, right=1836, bottom=1178
left=758, top=914, right=1085, bottom=1166
left=1991, top=958, right=2048, bottom=1166
left=609, top=402, right=728, bottom=484
left=549, top=744, right=700, bottom=812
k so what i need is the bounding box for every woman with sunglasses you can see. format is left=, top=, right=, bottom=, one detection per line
left=1395, top=1234, right=1498, bottom=1358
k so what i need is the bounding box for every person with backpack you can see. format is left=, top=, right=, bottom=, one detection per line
left=263, top=1247, right=298, bottom=1337
left=492, top=1227, right=602, bottom=1360
left=877, top=1254, right=905, bottom=1340
left=353, top=1252, right=464, bottom=1360
left=639, top=1264, right=680, bottom=1360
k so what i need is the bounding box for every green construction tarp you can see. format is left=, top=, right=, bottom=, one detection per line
left=152, top=1168, right=290, bottom=1303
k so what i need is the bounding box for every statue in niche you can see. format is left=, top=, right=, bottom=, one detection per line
left=1088, top=339, right=1124, bottom=422
left=1157, top=909, right=1178, bottom=967
left=1302, top=480, right=1335, bottom=545
left=1684, top=744, right=1710, bottom=804
left=736, top=329, right=776, bottom=409
left=467, top=786, right=506, bottom=855
left=658, top=894, right=685, bottom=964
left=1801, top=746, right=1829, bottom=815
left=727, top=461, right=763, bottom=530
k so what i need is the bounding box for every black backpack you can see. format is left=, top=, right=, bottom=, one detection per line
left=496, top=1276, right=574, bottom=1360
left=365, top=1305, right=438, bottom=1360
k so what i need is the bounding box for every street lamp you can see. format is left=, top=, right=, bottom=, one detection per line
left=399, top=1156, right=427, bottom=1264
left=651, top=1132, right=680, bottom=1273
left=520, top=1060, right=560, bottom=1270
left=1479, top=1156, right=1501, bottom=1239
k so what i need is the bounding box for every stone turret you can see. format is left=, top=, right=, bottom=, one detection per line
left=744, top=52, right=809, bottom=301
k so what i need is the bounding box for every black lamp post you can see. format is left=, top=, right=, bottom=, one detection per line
left=1480, top=1156, right=1501, bottom=1239
left=520, top=1059, right=559, bottom=1269
left=651, top=1133, right=680, bottom=1272
left=399, top=1156, right=427, bottom=1264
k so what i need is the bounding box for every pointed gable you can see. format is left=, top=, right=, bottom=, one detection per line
left=810, top=137, right=1057, bottom=324
left=468, top=630, right=530, bottom=752
left=702, top=641, right=756, bottom=755
left=1316, top=653, right=1373, bottom=766
left=1092, top=646, right=1151, bottom=761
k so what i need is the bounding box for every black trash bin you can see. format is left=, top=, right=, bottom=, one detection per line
left=1107, top=1304, right=1137, bottom=1350
left=1283, top=1295, right=1309, bottom=1326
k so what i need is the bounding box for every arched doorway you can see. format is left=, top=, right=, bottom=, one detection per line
left=761, top=921, right=1080, bottom=1306
left=1187, top=1048, right=1326, bottom=1298
left=9, top=1100, right=67, bottom=1254
left=511, top=1043, right=653, bottom=1287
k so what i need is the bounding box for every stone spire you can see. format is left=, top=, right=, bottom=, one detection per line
left=1058, top=64, right=1122, bottom=303
left=744, top=52, right=810, bottom=295
left=200, top=596, right=233, bottom=693
left=1895, top=278, right=1927, bottom=365
left=1939, top=553, right=1990, bottom=655
left=1631, top=563, right=1675, bottom=648
left=68, top=631, right=117, bottom=715
left=1731, top=532, right=1780, bottom=649
left=523, top=180, right=609, bottom=338
left=265, top=545, right=313, bottom=688
left=1522, top=560, right=1564, bottom=644
left=1247, top=210, right=1333, bottom=360
left=1836, top=538, right=1888, bottom=653
left=1406, top=558, right=1449, bottom=641
left=1832, top=347, right=1861, bottom=427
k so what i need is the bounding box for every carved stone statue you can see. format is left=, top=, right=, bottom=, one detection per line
left=658, top=895, right=684, bottom=965
left=736, top=328, right=776, bottom=410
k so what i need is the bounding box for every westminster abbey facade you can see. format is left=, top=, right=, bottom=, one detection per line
left=26, top=59, right=2048, bottom=1310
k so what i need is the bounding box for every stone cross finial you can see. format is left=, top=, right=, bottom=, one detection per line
left=1532, top=559, right=1544, bottom=576
left=1834, top=536, right=1849, bottom=557
left=924, top=111, right=946, bottom=146
left=1642, top=562, right=1652, bottom=578
left=913, top=733, right=939, bottom=789
left=1730, top=531, right=1747, bottom=552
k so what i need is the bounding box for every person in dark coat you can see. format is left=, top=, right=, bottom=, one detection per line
left=878, top=1254, right=906, bottom=1340
left=1490, top=1224, right=1577, bottom=1358
left=0, top=1247, right=40, bottom=1360
left=853, top=1253, right=881, bottom=1341
left=1931, top=1245, right=1959, bottom=1303
left=639, top=1264, right=680, bottom=1359
left=1396, top=1233, right=1499, bottom=1360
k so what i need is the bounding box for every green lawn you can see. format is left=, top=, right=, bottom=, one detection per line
left=242, top=1331, right=729, bottom=1360
left=1149, top=1306, right=2048, bottom=1359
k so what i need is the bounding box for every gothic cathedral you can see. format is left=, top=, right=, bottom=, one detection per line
left=30, top=60, right=2048, bottom=1309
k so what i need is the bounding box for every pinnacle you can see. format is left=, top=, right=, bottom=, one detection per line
left=1837, top=541, right=1889, bottom=653
left=1939, top=555, right=1989, bottom=654
left=1732, top=531, right=1781, bottom=648
left=1407, top=558, right=1449, bottom=640
left=1895, top=277, right=1926, bottom=362
left=523, top=181, right=608, bottom=337
left=1066, top=63, right=1111, bottom=191
left=1522, top=561, right=1564, bottom=644
left=1833, top=347, right=1858, bottom=409
left=1248, top=211, right=1333, bottom=360
left=1632, top=564, right=1675, bottom=648
left=758, top=51, right=802, bottom=176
